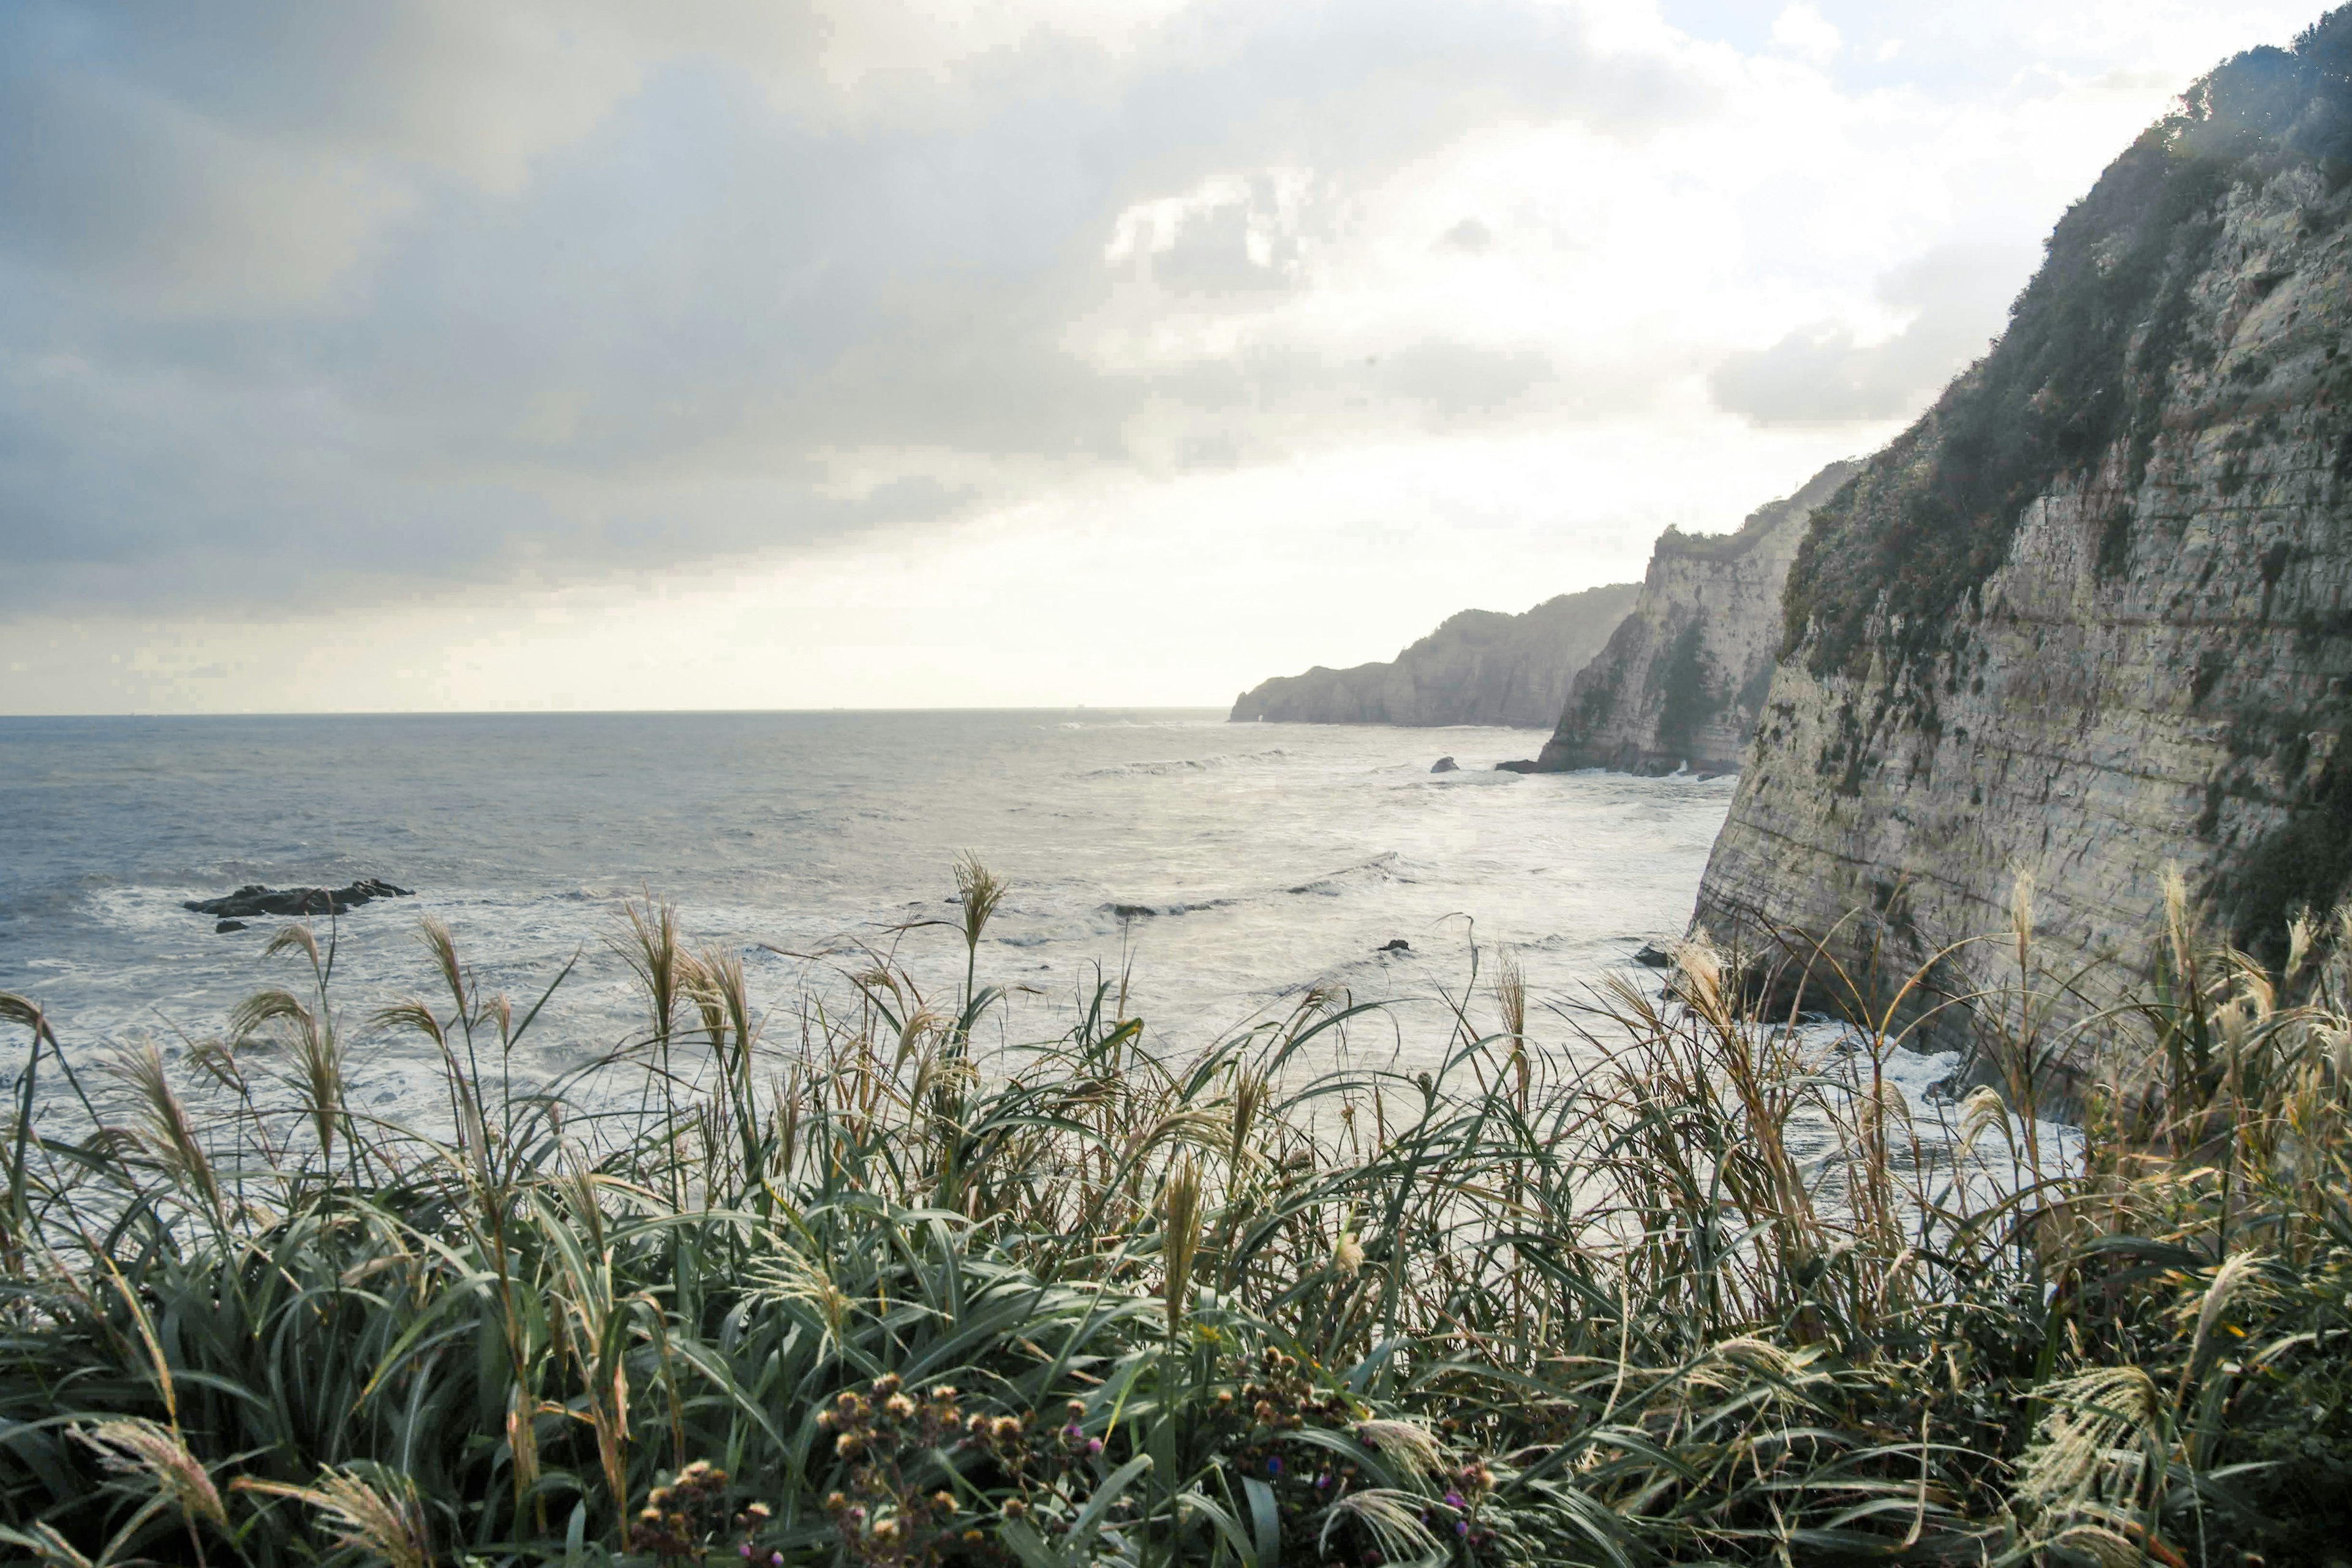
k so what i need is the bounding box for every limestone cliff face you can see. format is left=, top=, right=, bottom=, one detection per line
left=1518, top=461, right=1860, bottom=775
left=1230, top=582, right=1638, bottom=727
left=1694, top=18, right=2352, bottom=1069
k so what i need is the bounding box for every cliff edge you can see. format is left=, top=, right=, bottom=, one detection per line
left=1694, top=12, right=2352, bottom=1072
left=1512, top=460, right=1861, bottom=775
left=1230, top=582, right=1638, bottom=727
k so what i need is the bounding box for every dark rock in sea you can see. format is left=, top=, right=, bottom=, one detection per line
left=1429, top=756, right=1459, bottom=774
left=1632, top=941, right=1673, bottom=968
left=215, top=919, right=247, bottom=933
left=1379, top=938, right=1412, bottom=953
left=185, top=878, right=413, bottom=919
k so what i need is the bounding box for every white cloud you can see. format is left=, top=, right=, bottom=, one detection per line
left=1102, top=168, right=1321, bottom=294
left=0, top=0, right=2331, bottom=712
left=1771, top=3, right=1842, bottom=66
left=0, top=413, right=1865, bottom=714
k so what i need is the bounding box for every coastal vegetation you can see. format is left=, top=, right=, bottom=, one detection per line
left=2, top=862, right=2348, bottom=1566
left=1779, top=8, right=2352, bottom=688
left=1699, top=6, right=2352, bottom=1055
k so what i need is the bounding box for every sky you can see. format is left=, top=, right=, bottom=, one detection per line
left=0, top=0, right=2329, bottom=714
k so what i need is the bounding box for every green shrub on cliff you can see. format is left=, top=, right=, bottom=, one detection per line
left=0, top=866, right=2348, bottom=1566
left=1781, top=6, right=2352, bottom=685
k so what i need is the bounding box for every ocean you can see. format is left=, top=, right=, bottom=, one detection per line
left=6, top=705, right=2071, bottom=1197
left=1, top=709, right=1744, bottom=1121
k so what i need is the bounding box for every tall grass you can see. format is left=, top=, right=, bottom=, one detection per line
left=1, top=863, right=2346, bottom=1566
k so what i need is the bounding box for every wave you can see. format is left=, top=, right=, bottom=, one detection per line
left=1099, top=896, right=1238, bottom=919
left=1283, top=851, right=1413, bottom=899
left=1050, top=716, right=1224, bottom=731
left=1098, top=851, right=1415, bottom=922
left=1419, top=769, right=1523, bottom=787
left=1082, top=748, right=1291, bottom=779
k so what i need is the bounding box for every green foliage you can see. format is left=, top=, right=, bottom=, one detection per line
left=1731, top=658, right=1775, bottom=726
left=1547, top=644, right=1627, bottom=762
left=0, top=869, right=2348, bottom=1566
left=2219, top=741, right=2352, bottom=966
left=1651, top=527, right=1769, bottom=565
left=1781, top=7, right=2352, bottom=684
left=1653, top=622, right=1722, bottom=761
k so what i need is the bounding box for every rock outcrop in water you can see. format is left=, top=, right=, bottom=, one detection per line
left=186, top=880, right=413, bottom=919
left=1692, top=14, right=2352, bottom=1076
left=1231, top=582, right=1638, bottom=727
left=1507, top=460, right=1860, bottom=775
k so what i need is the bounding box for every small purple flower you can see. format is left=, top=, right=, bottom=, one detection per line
left=1444, top=1491, right=1464, bottom=1509
left=1455, top=1520, right=1470, bottom=1537
left=1065, top=1423, right=1084, bottom=1440
left=1315, top=1472, right=1331, bottom=1490
left=740, top=1547, right=754, bottom=1560
left=1085, top=1437, right=1104, bottom=1457
left=1267, top=1456, right=1283, bottom=1477
left=770, top=1555, right=784, bottom=1566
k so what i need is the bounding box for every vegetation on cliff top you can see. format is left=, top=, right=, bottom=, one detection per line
left=1537, top=459, right=1858, bottom=773
left=1652, top=461, right=1862, bottom=566
left=2, top=861, right=2350, bottom=1566
left=1780, top=6, right=2352, bottom=682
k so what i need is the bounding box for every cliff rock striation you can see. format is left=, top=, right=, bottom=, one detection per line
left=1513, top=461, right=1861, bottom=775
left=1694, top=13, right=2352, bottom=1072
left=1230, top=582, right=1638, bottom=727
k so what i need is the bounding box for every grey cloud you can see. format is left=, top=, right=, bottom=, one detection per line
left=29, top=1, right=679, bottom=187
left=1176, top=433, right=1243, bottom=470
left=0, top=64, right=391, bottom=307
left=1436, top=217, right=1494, bottom=253
left=1093, top=337, right=1645, bottom=474
left=1709, top=243, right=2034, bottom=424
left=1151, top=195, right=1297, bottom=295
left=0, top=0, right=1711, bottom=613
left=1378, top=342, right=1554, bottom=418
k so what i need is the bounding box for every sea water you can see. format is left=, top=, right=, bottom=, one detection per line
left=0, top=709, right=1714, bottom=1115
left=3, top=709, right=2008, bottom=1147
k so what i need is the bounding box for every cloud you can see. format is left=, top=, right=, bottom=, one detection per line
left=0, top=0, right=2333, bottom=714
left=0, top=0, right=1713, bottom=615
left=0, top=65, right=402, bottom=311
left=1434, top=217, right=1494, bottom=253
left=1708, top=243, right=2034, bottom=425
left=1109, top=173, right=1314, bottom=295
left=1771, top=4, right=1842, bottom=67
left=1378, top=342, right=1554, bottom=418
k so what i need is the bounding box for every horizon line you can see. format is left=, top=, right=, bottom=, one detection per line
left=0, top=703, right=1246, bottom=721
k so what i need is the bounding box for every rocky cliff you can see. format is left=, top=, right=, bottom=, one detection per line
left=1692, top=13, right=2352, bottom=1071
left=1230, top=582, right=1638, bottom=727
left=1512, top=461, right=1860, bottom=775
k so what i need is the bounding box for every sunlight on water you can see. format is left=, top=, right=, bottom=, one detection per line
left=2, top=710, right=1736, bottom=1130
